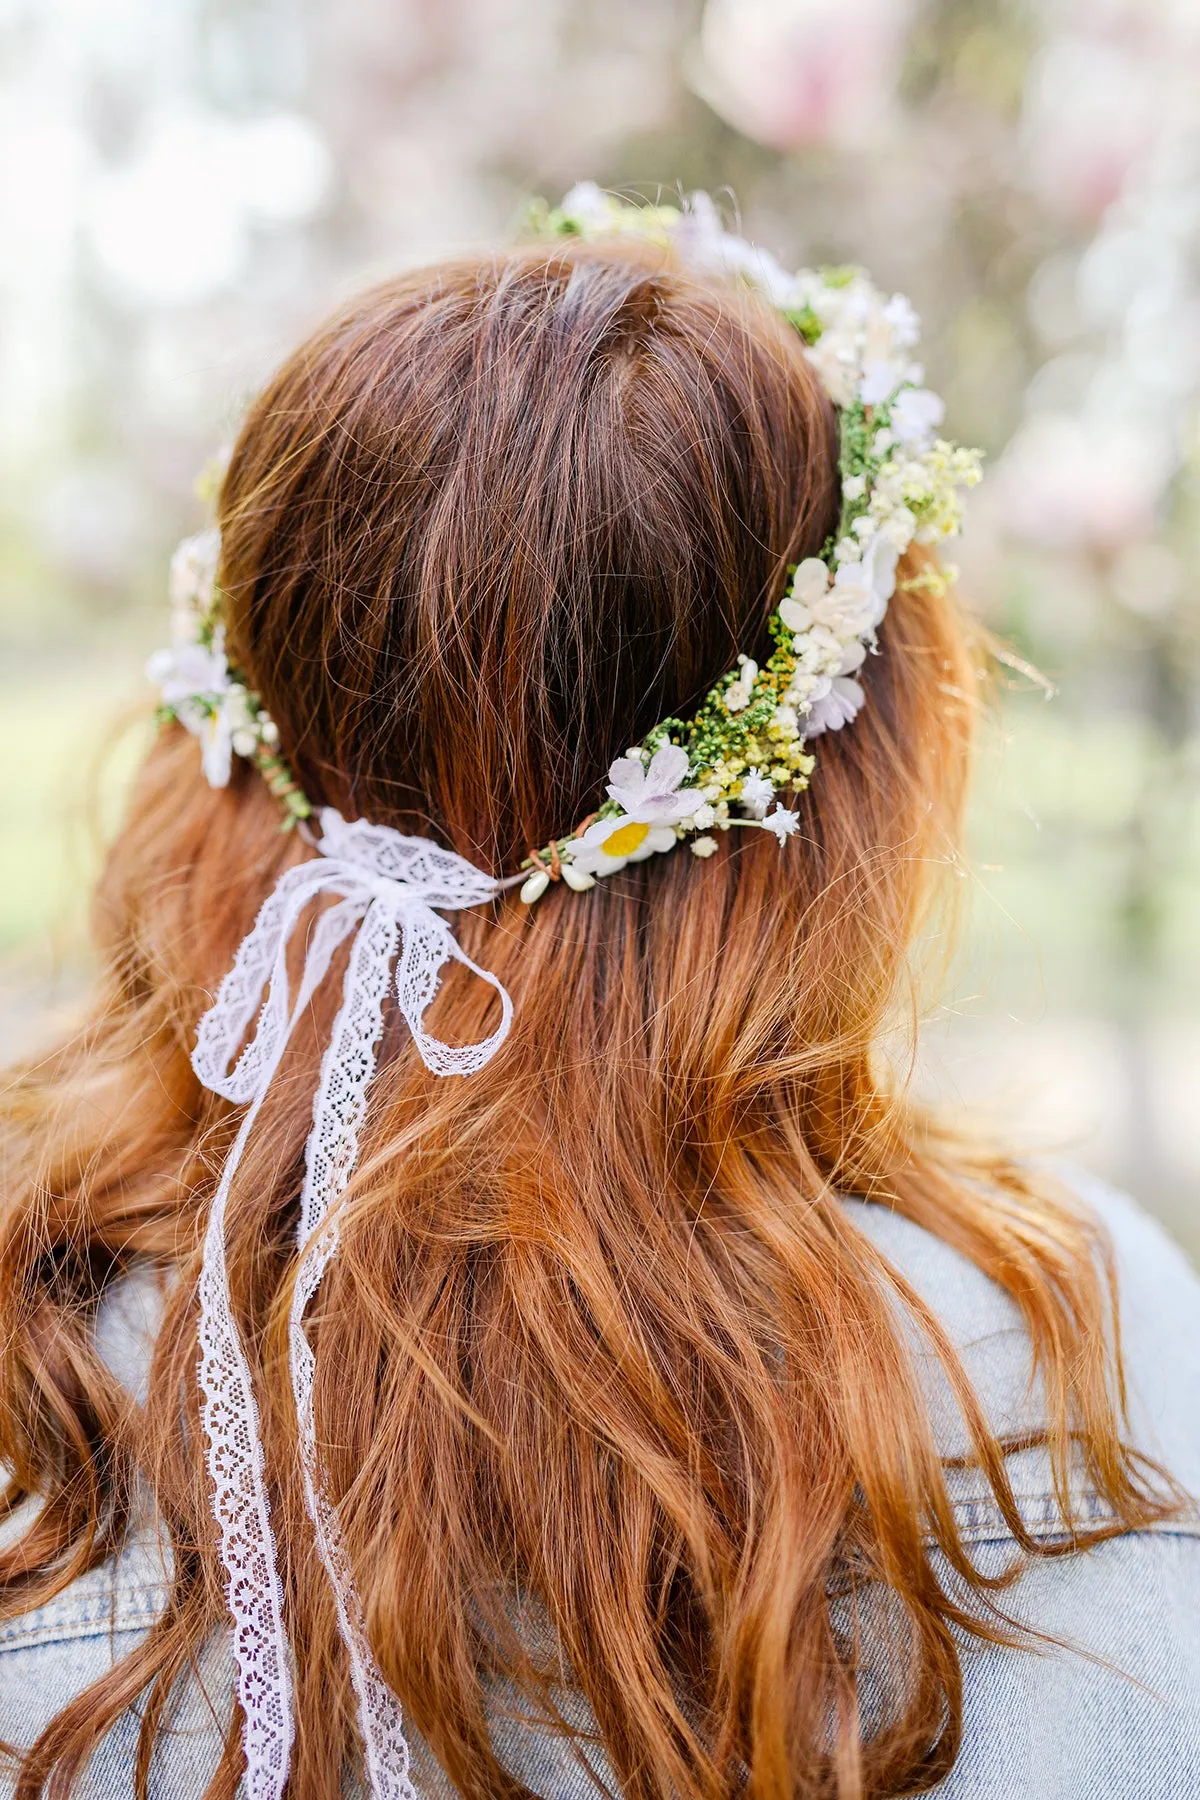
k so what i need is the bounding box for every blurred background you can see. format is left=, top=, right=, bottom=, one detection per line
left=2, top=0, right=1198, bottom=1252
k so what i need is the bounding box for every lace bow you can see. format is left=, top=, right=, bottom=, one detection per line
left=192, top=808, right=515, bottom=1799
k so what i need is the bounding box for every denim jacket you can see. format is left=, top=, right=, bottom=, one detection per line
left=3, top=1171, right=1198, bottom=1798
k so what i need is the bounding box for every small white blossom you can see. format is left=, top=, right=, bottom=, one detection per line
left=690, top=835, right=718, bottom=858
left=793, top=627, right=844, bottom=676
left=198, top=714, right=234, bottom=788
left=168, top=527, right=221, bottom=619
left=739, top=768, right=774, bottom=817
left=723, top=654, right=758, bottom=713
left=559, top=181, right=618, bottom=231
left=883, top=294, right=920, bottom=349
left=890, top=386, right=945, bottom=450
left=146, top=637, right=230, bottom=708
left=879, top=507, right=918, bottom=551
left=689, top=802, right=716, bottom=830
left=804, top=336, right=859, bottom=409
left=760, top=805, right=800, bottom=844
left=674, top=193, right=804, bottom=310
left=841, top=475, right=866, bottom=502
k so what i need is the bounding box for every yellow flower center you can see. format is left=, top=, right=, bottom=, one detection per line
left=601, top=820, right=650, bottom=858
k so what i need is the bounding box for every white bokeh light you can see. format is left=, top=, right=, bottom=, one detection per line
left=88, top=109, right=332, bottom=305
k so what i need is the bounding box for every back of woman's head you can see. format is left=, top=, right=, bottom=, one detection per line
left=223, top=242, right=839, bottom=866
left=0, top=236, right=1173, bottom=1800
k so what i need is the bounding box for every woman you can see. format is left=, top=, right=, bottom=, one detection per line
left=1, top=191, right=1197, bottom=1800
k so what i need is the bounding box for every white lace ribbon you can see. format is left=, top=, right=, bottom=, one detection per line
left=192, top=808, right=515, bottom=1799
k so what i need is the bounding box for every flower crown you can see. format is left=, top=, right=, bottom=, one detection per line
left=149, top=187, right=982, bottom=894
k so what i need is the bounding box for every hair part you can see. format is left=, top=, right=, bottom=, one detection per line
left=0, top=240, right=1179, bottom=1800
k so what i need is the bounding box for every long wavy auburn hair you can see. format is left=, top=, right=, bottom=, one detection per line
left=0, top=239, right=1178, bottom=1800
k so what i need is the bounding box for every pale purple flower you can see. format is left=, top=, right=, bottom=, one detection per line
left=803, top=676, right=865, bottom=736
left=605, top=743, right=702, bottom=825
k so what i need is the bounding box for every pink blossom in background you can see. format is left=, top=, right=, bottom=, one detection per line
left=1020, top=40, right=1156, bottom=222
left=692, top=0, right=919, bottom=151
left=992, top=414, right=1173, bottom=552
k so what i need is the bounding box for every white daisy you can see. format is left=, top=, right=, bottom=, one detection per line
left=565, top=815, right=678, bottom=878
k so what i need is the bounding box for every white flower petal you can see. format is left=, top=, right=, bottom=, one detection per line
left=792, top=558, right=830, bottom=604
left=803, top=677, right=865, bottom=737
left=627, top=825, right=678, bottom=861
left=168, top=528, right=221, bottom=614
left=778, top=597, right=813, bottom=633
left=605, top=752, right=648, bottom=797
left=891, top=386, right=945, bottom=448
left=199, top=714, right=233, bottom=787
left=859, top=357, right=906, bottom=406
left=644, top=742, right=690, bottom=795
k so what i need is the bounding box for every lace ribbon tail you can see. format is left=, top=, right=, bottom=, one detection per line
left=198, top=1078, right=295, bottom=1800
left=289, top=900, right=419, bottom=1797
left=196, top=889, right=362, bottom=1799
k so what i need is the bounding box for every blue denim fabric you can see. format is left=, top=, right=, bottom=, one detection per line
left=2, top=1172, right=1197, bottom=1797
